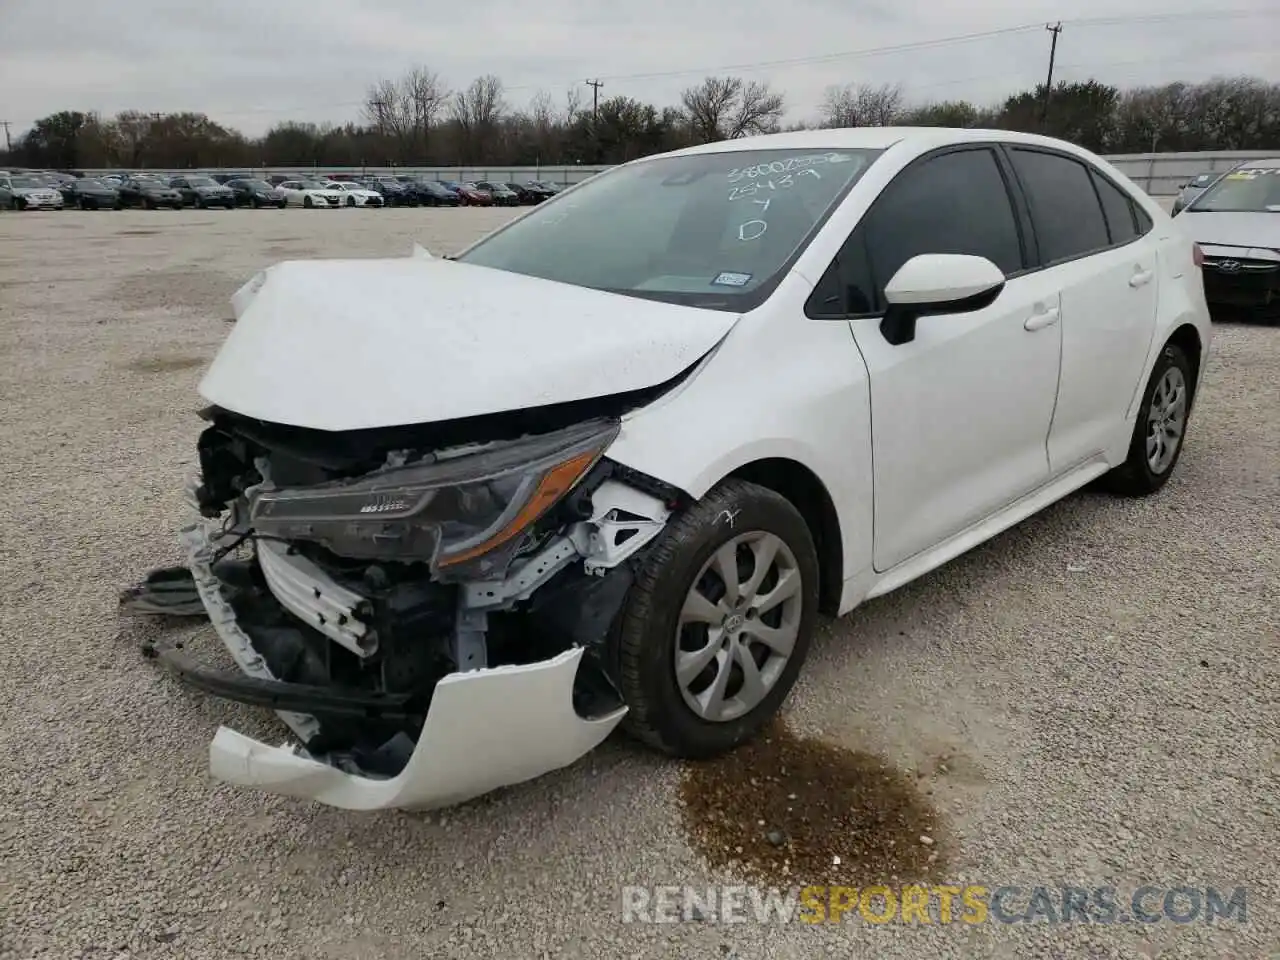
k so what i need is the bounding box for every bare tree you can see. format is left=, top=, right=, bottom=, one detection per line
left=681, top=76, right=784, bottom=143
left=364, top=67, right=449, bottom=160
left=819, top=83, right=904, bottom=128
left=452, top=74, right=507, bottom=162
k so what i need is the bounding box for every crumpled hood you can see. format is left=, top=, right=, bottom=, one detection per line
left=199, top=254, right=738, bottom=432
left=1178, top=211, right=1280, bottom=257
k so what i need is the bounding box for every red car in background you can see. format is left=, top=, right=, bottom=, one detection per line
left=443, top=181, right=493, bottom=206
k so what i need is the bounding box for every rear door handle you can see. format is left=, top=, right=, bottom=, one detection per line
left=1129, top=269, right=1154, bottom=288
left=1024, top=307, right=1060, bottom=332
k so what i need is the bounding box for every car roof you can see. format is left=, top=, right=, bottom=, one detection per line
left=653, top=126, right=1110, bottom=160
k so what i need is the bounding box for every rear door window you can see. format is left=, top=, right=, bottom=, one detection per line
left=1008, top=148, right=1111, bottom=265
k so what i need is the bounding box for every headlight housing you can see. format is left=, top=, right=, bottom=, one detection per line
left=247, top=419, right=619, bottom=577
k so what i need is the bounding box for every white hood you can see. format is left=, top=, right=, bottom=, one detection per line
left=200, top=256, right=737, bottom=432
left=1177, top=210, right=1280, bottom=258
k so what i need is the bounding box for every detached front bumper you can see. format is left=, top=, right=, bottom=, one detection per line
left=171, top=521, right=626, bottom=811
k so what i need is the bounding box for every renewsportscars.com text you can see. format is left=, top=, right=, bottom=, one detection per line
left=621, top=884, right=1247, bottom=925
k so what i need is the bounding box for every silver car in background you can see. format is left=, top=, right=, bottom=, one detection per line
left=0, top=173, right=66, bottom=210
left=1176, top=158, right=1280, bottom=317
left=1171, top=171, right=1222, bottom=215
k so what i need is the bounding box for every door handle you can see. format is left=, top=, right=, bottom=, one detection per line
left=1024, top=307, right=1060, bottom=331
left=1129, top=269, right=1154, bottom=287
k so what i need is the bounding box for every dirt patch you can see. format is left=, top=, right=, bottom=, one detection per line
left=111, top=266, right=236, bottom=314
left=678, top=720, right=947, bottom=886
left=126, top=355, right=206, bottom=374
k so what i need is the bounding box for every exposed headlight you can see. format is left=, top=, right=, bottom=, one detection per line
left=247, top=419, right=619, bottom=575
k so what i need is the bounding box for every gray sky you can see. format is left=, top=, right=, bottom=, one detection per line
left=2, top=0, right=1276, bottom=138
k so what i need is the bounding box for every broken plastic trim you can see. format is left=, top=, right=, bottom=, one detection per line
left=143, top=635, right=428, bottom=720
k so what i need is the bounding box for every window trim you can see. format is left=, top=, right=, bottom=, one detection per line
left=999, top=144, right=1146, bottom=270
left=803, top=142, right=1029, bottom=321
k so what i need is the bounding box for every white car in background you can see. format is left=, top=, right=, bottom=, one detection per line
left=1173, top=157, right=1280, bottom=318
left=126, top=127, right=1211, bottom=812
left=276, top=179, right=344, bottom=209
left=322, top=181, right=385, bottom=207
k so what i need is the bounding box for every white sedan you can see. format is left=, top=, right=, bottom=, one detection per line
left=127, top=127, right=1211, bottom=811
left=275, top=179, right=344, bottom=208
left=321, top=181, right=385, bottom=207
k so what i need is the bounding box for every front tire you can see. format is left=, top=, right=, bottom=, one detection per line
left=1104, top=341, right=1194, bottom=496
left=612, top=479, right=819, bottom=759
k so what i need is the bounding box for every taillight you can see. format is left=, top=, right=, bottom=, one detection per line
left=1192, top=243, right=1204, bottom=267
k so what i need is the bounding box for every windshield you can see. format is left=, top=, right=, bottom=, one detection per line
left=187, top=177, right=216, bottom=187
left=457, top=147, right=881, bottom=311
left=1189, top=166, right=1280, bottom=213
left=10, top=176, right=42, bottom=188
left=298, top=180, right=325, bottom=189
left=240, top=179, right=271, bottom=189
left=1189, top=173, right=1217, bottom=188
left=79, top=179, right=106, bottom=189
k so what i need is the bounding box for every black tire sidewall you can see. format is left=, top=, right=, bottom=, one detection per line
left=1125, top=343, right=1193, bottom=491
left=614, top=481, right=820, bottom=758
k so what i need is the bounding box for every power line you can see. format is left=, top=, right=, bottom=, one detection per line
left=4, top=8, right=1276, bottom=129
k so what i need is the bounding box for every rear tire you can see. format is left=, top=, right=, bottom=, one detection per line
left=612, top=479, right=819, bottom=759
left=1103, top=341, right=1195, bottom=496
left=304, top=196, right=313, bottom=209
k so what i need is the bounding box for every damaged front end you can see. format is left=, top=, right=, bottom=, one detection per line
left=130, top=407, right=680, bottom=810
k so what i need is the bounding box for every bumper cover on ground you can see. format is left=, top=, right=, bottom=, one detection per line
left=179, top=520, right=627, bottom=811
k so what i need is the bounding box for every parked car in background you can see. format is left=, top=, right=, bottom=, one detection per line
left=212, top=173, right=252, bottom=184
left=475, top=181, right=520, bottom=206
left=1, top=173, right=66, bottom=209
left=523, top=181, right=561, bottom=201
left=503, top=183, right=537, bottom=204
left=406, top=180, right=460, bottom=207
left=267, top=175, right=292, bottom=187
left=170, top=175, right=236, bottom=209
left=117, top=177, right=184, bottom=209
left=1175, top=158, right=1280, bottom=317
left=451, top=181, right=493, bottom=206
left=1172, top=172, right=1221, bottom=215
left=364, top=177, right=414, bottom=206
left=322, top=181, right=384, bottom=207
left=276, top=179, right=344, bottom=208
left=227, top=178, right=287, bottom=208
left=126, top=128, right=1212, bottom=813
left=60, top=177, right=120, bottom=210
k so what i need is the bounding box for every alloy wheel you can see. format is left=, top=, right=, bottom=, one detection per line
left=1146, top=366, right=1187, bottom=474
left=674, top=531, right=804, bottom=723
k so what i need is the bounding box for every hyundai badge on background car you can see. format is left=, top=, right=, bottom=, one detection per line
left=122, top=128, right=1212, bottom=811
left=1175, top=158, right=1280, bottom=315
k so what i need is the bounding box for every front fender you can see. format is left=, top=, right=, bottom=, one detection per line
left=607, top=277, right=873, bottom=586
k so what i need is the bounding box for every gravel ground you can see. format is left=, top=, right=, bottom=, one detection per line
left=1, top=206, right=1276, bottom=960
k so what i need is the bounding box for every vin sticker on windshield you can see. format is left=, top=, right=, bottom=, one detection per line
left=712, top=271, right=753, bottom=287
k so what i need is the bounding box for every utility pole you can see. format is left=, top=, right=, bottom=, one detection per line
left=1041, top=22, right=1062, bottom=131
left=585, top=79, right=603, bottom=124
left=0, top=121, right=11, bottom=153
left=585, top=78, right=604, bottom=164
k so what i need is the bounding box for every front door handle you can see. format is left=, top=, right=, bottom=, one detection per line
left=1129, top=269, right=1154, bottom=288
left=1024, top=307, right=1060, bottom=332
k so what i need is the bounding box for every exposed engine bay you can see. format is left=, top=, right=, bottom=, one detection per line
left=124, top=400, right=687, bottom=805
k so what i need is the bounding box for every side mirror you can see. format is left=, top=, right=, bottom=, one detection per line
left=880, top=254, right=1006, bottom=346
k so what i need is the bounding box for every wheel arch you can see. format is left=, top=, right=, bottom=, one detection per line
left=1166, top=322, right=1204, bottom=402
left=723, top=457, right=844, bottom=616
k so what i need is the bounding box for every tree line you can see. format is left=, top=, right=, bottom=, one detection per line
left=6, top=71, right=1278, bottom=172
